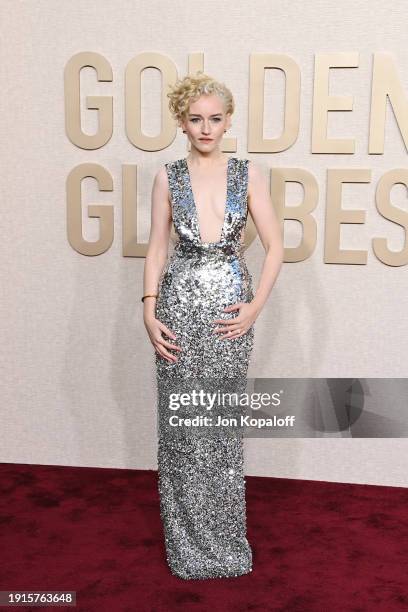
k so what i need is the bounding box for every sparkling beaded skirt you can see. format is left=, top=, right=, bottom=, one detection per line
left=154, top=157, right=254, bottom=580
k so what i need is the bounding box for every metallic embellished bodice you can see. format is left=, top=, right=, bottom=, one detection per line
left=165, top=157, right=249, bottom=257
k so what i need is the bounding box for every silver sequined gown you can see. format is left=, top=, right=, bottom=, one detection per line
left=155, top=156, right=254, bottom=580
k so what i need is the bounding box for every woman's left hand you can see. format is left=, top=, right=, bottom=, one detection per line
left=212, top=302, right=259, bottom=340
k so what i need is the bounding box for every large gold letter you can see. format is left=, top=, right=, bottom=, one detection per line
left=373, top=169, right=408, bottom=266
left=325, top=169, right=370, bottom=264
left=369, top=53, right=408, bottom=154
left=67, top=164, right=113, bottom=256
left=312, top=53, right=359, bottom=154
left=272, top=168, right=318, bottom=262
left=125, top=53, right=177, bottom=151
left=64, top=52, right=113, bottom=149
left=248, top=54, right=300, bottom=152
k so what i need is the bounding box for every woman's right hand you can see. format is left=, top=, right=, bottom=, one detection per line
left=144, top=314, right=182, bottom=363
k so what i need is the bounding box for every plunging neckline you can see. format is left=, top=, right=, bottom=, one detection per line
left=184, top=156, right=232, bottom=245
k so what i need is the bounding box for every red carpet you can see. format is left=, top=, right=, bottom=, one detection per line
left=1, top=463, right=407, bottom=611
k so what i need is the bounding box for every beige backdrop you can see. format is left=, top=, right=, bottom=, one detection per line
left=2, top=0, right=408, bottom=487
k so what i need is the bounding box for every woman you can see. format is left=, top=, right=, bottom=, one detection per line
left=143, top=72, right=284, bottom=580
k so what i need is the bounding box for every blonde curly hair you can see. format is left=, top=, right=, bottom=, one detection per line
left=167, top=71, right=234, bottom=125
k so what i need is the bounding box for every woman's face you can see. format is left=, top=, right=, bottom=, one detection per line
left=180, top=94, right=231, bottom=153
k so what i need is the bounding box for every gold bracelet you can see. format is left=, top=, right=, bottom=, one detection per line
left=141, top=294, right=158, bottom=303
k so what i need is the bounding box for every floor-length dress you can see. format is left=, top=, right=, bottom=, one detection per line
left=155, top=156, right=254, bottom=580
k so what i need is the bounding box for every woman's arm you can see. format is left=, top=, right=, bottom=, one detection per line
left=143, top=166, right=172, bottom=320
left=213, top=160, right=284, bottom=341
left=143, top=166, right=182, bottom=363
left=247, top=160, right=284, bottom=316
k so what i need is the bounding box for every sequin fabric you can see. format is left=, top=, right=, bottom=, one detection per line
left=154, top=157, right=254, bottom=580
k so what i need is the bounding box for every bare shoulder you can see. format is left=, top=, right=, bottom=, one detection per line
left=153, top=158, right=182, bottom=188
left=247, top=159, right=267, bottom=182
left=151, top=164, right=171, bottom=199
left=153, top=164, right=169, bottom=187
left=246, top=159, right=268, bottom=200
left=150, top=164, right=173, bottom=213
